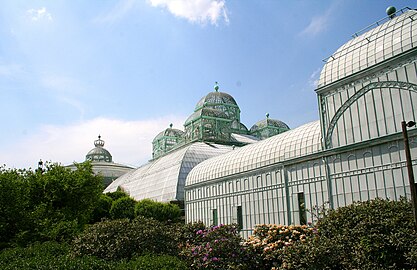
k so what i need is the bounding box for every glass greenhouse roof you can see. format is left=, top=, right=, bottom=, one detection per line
left=186, top=121, right=321, bottom=185
left=104, top=142, right=234, bottom=202
left=318, top=9, right=417, bottom=88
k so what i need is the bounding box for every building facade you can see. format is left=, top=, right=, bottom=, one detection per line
left=184, top=8, right=417, bottom=237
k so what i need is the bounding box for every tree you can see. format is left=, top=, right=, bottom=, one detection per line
left=0, top=162, right=103, bottom=246
left=0, top=166, right=30, bottom=248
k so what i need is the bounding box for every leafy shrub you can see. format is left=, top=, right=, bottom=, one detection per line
left=117, top=254, right=189, bottom=270
left=91, top=194, right=113, bottom=223
left=135, top=198, right=181, bottom=222
left=72, top=216, right=178, bottom=260
left=180, top=223, right=253, bottom=269
left=279, top=198, right=417, bottom=269
left=244, top=224, right=315, bottom=269
left=0, top=242, right=187, bottom=270
left=106, top=189, right=128, bottom=201
left=0, top=241, right=116, bottom=270
left=175, top=221, right=207, bottom=250
left=110, top=196, right=136, bottom=220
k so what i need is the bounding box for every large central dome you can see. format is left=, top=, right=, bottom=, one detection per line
left=184, top=83, right=246, bottom=143
left=194, top=91, right=238, bottom=111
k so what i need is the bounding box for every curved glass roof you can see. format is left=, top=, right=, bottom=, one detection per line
left=318, top=9, right=417, bottom=88
left=186, top=121, right=321, bottom=185
left=104, top=142, right=234, bottom=202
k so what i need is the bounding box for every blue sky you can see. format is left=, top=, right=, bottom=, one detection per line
left=1, top=0, right=415, bottom=169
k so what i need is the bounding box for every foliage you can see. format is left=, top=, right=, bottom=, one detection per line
left=180, top=223, right=254, bottom=269
left=0, top=166, right=30, bottom=248
left=0, top=242, right=187, bottom=270
left=244, top=224, right=315, bottom=269
left=279, top=198, right=417, bottom=270
left=175, top=221, right=207, bottom=251
left=106, top=189, right=128, bottom=201
left=135, top=198, right=182, bottom=222
left=0, top=162, right=103, bottom=247
left=72, top=216, right=178, bottom=260
left=117, top=254, right=189, bottom=270
left=110, top=196, right=136, bottom=220
left=91, top=194, right=113, bottom=223
left=0, top=241, right=116, bottom=270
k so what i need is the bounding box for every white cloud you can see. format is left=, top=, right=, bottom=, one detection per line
left=308, top=67, right=321, bottom=88
left=27, top=7, right=53, bottom=22
left=148, top=0, right=229, bottom=25
left=300, top=14, right=329, bottom=36
left=0, top=116, right=186, bottom=170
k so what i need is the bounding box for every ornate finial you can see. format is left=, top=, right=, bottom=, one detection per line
left=169, top=123, right=173, bottom=128
left=214, top=82, right=219, bottom=92
left=266, top=113, right=270, bottom=119
left=94, top=135, right=105, bottom=147
left=386, top=6, right=396, bottom=18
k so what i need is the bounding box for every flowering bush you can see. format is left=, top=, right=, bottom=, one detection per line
left=279, top=198, right=417, bottom=269
left=180, top=224, right=254, bottom=269
left=244, top=224, right=315, bottom=269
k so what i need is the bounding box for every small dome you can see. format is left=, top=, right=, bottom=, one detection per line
left=153, top=125, right=185, bottom=143
left=250, top=115, right=290, bottom=140
left=250, top=118, right=290, bottom=132
left=86, top=135, right=113, bottom=162
left=152, top=124, right=185, bottom=159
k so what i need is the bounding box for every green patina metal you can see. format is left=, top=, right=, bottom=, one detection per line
left=151, top=83, right=289, bottom=159
left=249, top=113, right=290, bottom=140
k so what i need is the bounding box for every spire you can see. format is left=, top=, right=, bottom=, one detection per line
left=94, top=135, right=105, bottom=148
left=266, top=113, right=270, bottom=119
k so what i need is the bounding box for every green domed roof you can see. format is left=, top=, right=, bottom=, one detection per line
left=86, top=135, right=113, bottom=162
left=195, top=91, right=238, bottom=111
left=153, top=124, right=185, bottom=143
left=250, top=118, right=290, bottom=132
left=194, top=82, right=239, bottom=111
left=250, top=114, right=290, bottom=140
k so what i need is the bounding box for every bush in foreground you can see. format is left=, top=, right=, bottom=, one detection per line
left=244, top=224, right=315, bottom=269
left=72, top=216, right=177, bottom=260
left=279, top=198, right=417, bottom=269
left=135, top=198, right=181, bottom=222
left=180, top=223, right=254, bottom=269
left=0, top=241, right=188, bottom=270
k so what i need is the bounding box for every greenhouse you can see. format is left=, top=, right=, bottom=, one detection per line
left=184, top=7, right=417, bottom=237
